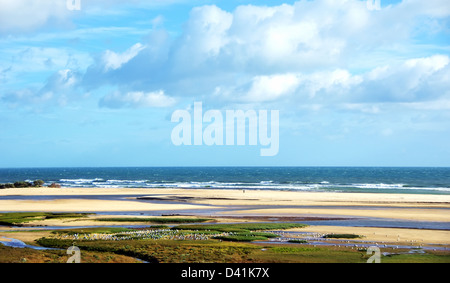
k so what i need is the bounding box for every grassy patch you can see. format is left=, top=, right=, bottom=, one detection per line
left=250, top=245, right=367, bottom=263
left=270, top=246, right=321, bottom=253
left=0, top=244, right=140, bottom=263
left=213, top=232, right=279, bottom=242
left=380, top=252, right=450, bottom=263
left=213, top=235, right=269, bottom=242
left=172, top=223, right=306, bottom=243
left=0, top=213, right=91, bottom=226
left=35, top=237, right=257, bottom=263
left=30, top=231, right=450, bottom=263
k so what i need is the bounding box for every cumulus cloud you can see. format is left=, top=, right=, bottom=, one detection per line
left=4, top=0, right=449, bottom=111
left=0, top=0, right=71, bottom=34
left=309, top=55, right=450, bottom=105
left=76, top=1, right=449, bottom=100
left=212, top=54, right=449, bottom=107
left=352, top=54, right=450, bottom=103
left=172, top=5, right=233, bottom=70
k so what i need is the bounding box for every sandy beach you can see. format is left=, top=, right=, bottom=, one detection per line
left=0, top=187, right=449, bottom=246
left=0, top=187, right=449, bottom=215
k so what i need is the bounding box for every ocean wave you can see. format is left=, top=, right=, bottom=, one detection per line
left=54, top=178, right=450, bottom=193
left=348, top=183, right=450, bottom=192
left=352, top=183, right=405, bottom=189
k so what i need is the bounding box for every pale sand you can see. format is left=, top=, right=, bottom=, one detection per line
left=0, top=198, right=217, bottom=213
left=0, top=187, right=449, bottom=221
left=0, top=187, right=164, bottom=196
left=1, top=187, right=449, bottom=204
left=1, top=232, right=52, bottom=243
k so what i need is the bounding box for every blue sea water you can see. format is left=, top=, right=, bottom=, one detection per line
left=0, top=167, right=449, bottom=195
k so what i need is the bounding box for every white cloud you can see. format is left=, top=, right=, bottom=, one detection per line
left=302, top=69, right=363, bottom=99
left=357, top=54, right=450, bottom=102
left=4, top=0, right=449, bottom=112
left=82, top=0, right=449, bottom=89
left=243, top=74, right=301, bottom=102
left=170, top=5, right=233, bottom=73
left=99, top=90, right=176, bottom=109
left=0, top=0, right=70, bottom=34
left=44, top=69, right=80, bottom=90
left=219, top=54, right=449, bottom=106
left=102, top=43, right=146, bottom=71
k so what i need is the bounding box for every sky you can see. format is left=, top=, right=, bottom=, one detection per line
left=0, top=0, right=449, bottom=168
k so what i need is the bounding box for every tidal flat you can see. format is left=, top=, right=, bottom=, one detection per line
left=0, top=187, right=449, bottom=263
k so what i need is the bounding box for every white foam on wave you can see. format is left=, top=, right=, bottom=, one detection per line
left=56, top=179, right=450, bottom=193
left=350, top=183, right=450, bottom=192
left=353, top=183, right=405, bottom=189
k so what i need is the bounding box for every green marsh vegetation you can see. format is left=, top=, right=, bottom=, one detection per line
left=39, top=235, right=362, bottom=263
left=47, top=222, right=302, bottom=243
left=0, top=212, right=91, bottom=226
left=1, top=218, right=448, bottom=263
left=172, top=223, right=308, bottom=242
left=0, top=244, right=141, bottom=263
left=212, top=232, right=279, bottom=242
left=35, top=236, right=450, bottom=263
left=32, top=222, right=315, bottom=262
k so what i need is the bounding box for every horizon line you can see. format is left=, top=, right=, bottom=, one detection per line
left=1, top=165, right=450, bottom=169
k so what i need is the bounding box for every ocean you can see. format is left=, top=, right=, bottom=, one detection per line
left=0, top=167, right=449, bottom=195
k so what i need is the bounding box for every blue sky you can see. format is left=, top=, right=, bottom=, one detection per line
left=0, top=0, right=449, bottom=167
